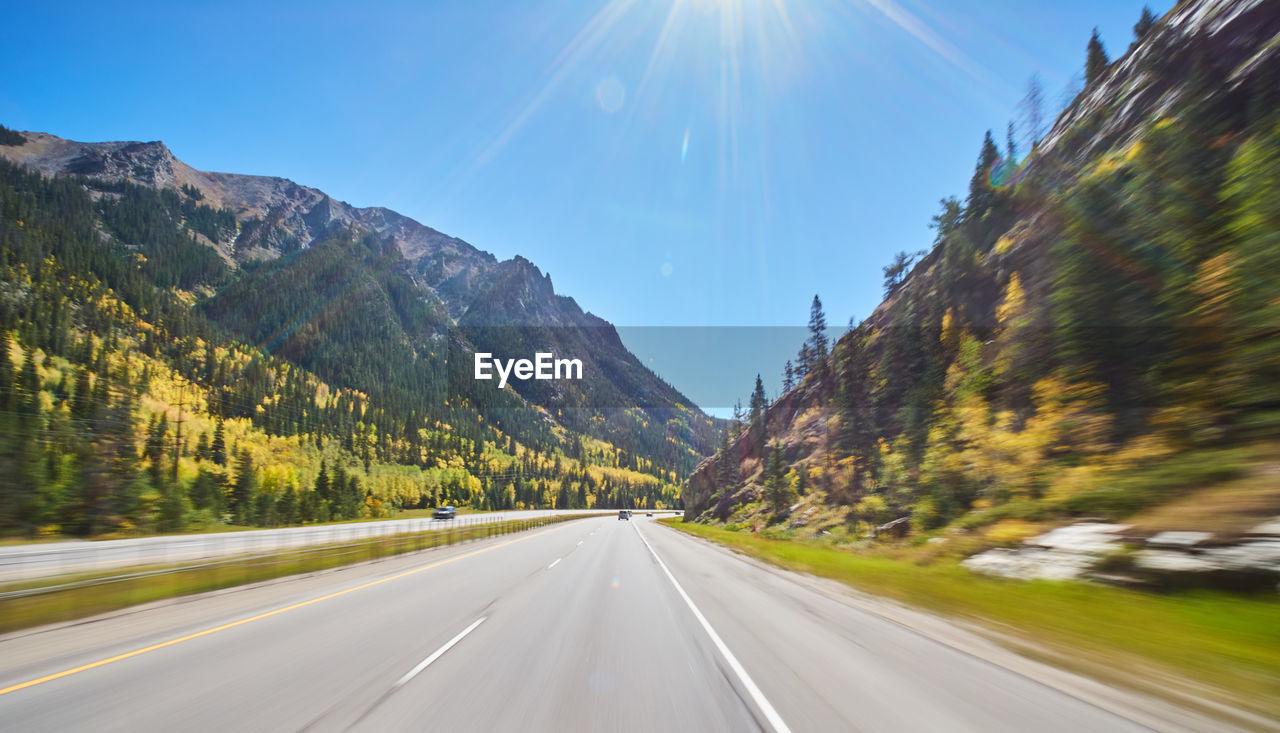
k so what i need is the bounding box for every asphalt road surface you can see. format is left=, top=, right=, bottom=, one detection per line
left=0, top=516, right=1236, bottom=732
left=0, top=509, right=634, bottom=581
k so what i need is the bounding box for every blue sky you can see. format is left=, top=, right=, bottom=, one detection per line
left=1, top=0, right=1169, bottom=412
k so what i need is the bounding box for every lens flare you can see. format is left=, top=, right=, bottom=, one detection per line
left=596, top=76, right=625, bottom=113
left=681, top=128, right=690, bottom=163
left=990, top=157, right=1025, bottom=188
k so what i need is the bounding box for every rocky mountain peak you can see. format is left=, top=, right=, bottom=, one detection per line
left=1, top=132, right=191, bottom=189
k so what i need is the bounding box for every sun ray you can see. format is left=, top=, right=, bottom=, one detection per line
left=475, top=0, right=639, bottom=168
left=854, top=0, right=990, bottom=84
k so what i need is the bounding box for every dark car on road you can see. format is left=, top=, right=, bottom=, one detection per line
left=434, top=506, right=456, bottom=520
left=618, top=510, right=630, bottom=520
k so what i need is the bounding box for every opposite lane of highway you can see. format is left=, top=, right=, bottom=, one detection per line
left=0, top=509, right=624, bottom=581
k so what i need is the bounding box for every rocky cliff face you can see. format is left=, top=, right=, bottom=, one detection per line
left=0, top=131, right=498, bottom=317
left=1, top=134, right=197, bottom=188
left=1036, top=0, right=1279, bottom=170
left=0, top=129, right=639, bottom=332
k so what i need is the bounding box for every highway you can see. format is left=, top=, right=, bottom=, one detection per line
left=0, top=516, right=1234, bottom=732
left=0, top=509, right=624, bottom=581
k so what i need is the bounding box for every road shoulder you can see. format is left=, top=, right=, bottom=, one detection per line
left=650, top=521, right=1267, bottom=733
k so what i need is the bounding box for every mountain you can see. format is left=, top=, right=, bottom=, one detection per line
left=685, top=0, right=1280, bottom=542
left=0, top=123, right=714, bottom=537
left=1, top=132, right=493, bottom=279
left=0, top=129, right=715, bottom=472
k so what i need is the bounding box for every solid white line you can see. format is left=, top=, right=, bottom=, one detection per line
left=634, top=525, right=792, bottom=733
left=548, top=557, right=562, bottom=569
left=393, top=617, right=487, bottom=688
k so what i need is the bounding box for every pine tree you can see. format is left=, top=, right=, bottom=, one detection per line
left=299, top=489, right=318, bottom=523
left=883, top=251, right=916, bottom=295
left=276, top=486, right=299, bottom=525
left=145, top=415, right=169, bottom=486
left=231, top=449, right=255, bottom=525
left=157, top=481, right=188, bottom=532
left=782, top=360, right=794, bottom=392
left=1086, top=28, right=1110, bottom=86
left=189, top=468, right=224, bottom=514
left=75, top=382, right=138, bottom=536
left=211, top=419, right=226, bottom=466
left=1133, top=6, right=1156, bottom=43
left=343, top=474, right=361, bottom=518
left=1005, top=121, right=1018, bottom=163
left=929, top=197, right=964, bottom=244
left=966, top=131, right=1002, bottom=222
left=1019, top=74, right=1046, bottom=152
left=0, top=124, right=25, bottom=146
left=315, top=460, right=330, bottom=503
left=807, top=295, right=828, bottom=365
left=71, top=368, right=92, bottom=419
left=0, top=331, right=13, bottom=411
left=331, top=463, right=348, bottom=517
left=18, top=347, right=40, bottom=420
left=203, top=340, right=216, bottom=384
left=91, top=355, right=110, bottom=410
left=714, top=431, right=736, bottom=521
left=796, top=343, right=812, bottom=379
left=555, top=476, right=569, bottom=509
left=762, top=444, right=795, bottom=518
left=254, top=486, right=276, bottom=526
left=749, top=375, right=767, bottom=423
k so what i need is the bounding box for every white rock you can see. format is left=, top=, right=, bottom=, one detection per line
left=1027, top=523, right=1128, bottom=553
left=1206, top=540, right=1280, bottom=572
left=963, top=547, right=1102, bottom=581
left=1136, top=550, right=1220, bottom=573
left=1147, top=531, right=1213, bottom=548
left=1247, top=517, right=1280, bottom=537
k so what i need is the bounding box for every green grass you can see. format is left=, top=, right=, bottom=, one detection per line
left=662, top=518, right=1280, bottom=723
left=0, top=515, right=594, bottom=635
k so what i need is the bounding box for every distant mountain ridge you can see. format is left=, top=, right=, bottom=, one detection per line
left=0, top=129, right=715, bottom=465
left=3, top=132, right=502, bottom=317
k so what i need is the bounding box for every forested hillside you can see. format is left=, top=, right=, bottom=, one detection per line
left=0, top=128, right=718, bottom=470
left=0, top=136, right=696, bottom=538
left=686, top=0, right=1280, bottom=540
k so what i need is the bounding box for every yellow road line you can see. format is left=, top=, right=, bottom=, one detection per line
left=0, top=523, right=574, bottom=697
